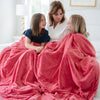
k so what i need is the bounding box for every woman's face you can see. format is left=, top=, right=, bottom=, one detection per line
left=67, top=17, right=73, bottom=31
left=39, top=15, right=46, bottom=29
left=52, top=9, right=63, bottom=24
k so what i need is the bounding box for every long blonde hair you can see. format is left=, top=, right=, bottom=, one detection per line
left=71, top=14, right=89, bottom=37
left=30, top=13, right=46, bottom=37
left=49, top=1, right=65, bottom=26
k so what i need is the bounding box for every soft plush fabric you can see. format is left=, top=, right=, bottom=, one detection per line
left=0, top=33, right=99, bottom=100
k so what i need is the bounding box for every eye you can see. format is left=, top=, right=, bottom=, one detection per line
left=41, top=18, right=46, bottom=22
left=54, top=13, right=58, bottom=16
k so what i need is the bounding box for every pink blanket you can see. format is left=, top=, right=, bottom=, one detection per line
left=0, top=33, right=99, bottom=100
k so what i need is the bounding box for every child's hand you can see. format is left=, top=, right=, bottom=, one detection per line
left=35, top=46, right=44, bottom=53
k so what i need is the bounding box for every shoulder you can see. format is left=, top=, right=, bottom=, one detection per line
left=23, top=28, right=32, bottom=35
left=25, top=28, right=32, bottom=33
left=23, top=28, right=32, bottom=39
left=47, top=25, right=53, bottom=34
left=73, top=33, right=90, bottom=44
left=46, top=23, right=53, bottom=29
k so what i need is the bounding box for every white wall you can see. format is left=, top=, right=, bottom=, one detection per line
left=16, top=0, right=29, bottom=36
left=0, top=0, right=16, bottom=44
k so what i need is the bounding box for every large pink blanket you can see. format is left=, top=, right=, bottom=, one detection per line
left=0, top=33, right=99, bottom=100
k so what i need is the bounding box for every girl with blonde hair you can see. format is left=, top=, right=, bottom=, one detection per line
left=67, top=14, right=89, bottom=37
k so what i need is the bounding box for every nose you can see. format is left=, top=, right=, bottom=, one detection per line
left=57, top=16, right=61, bottom=20
left=58, top=15, right=61, bottom=18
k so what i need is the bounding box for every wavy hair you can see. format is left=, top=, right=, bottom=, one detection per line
left=49, top=1, right=65, bottom=26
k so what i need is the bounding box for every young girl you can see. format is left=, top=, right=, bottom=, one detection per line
left=0, top=13, right=50, bottom=100
left=23, top=13, right=50, bottom=53
left=67, top=14, right=89, bottom=37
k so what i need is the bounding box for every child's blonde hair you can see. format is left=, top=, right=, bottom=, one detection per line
left=71, top=14, right=89, bottom=37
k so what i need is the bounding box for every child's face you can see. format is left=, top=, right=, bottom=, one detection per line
left=67, top=17, right=73, bottom=32
left=39, top=15, right=46, bottom=29
left=52, top=9, right=63, bottom=24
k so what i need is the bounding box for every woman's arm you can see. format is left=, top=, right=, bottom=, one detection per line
left=25, top=37, right=44, bottom=53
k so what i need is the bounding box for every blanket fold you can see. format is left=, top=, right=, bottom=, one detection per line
left=0, top=33, right=99, bottom=100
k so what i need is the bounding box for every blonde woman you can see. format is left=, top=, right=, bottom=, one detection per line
left=48, top=1, right=69, bottom=42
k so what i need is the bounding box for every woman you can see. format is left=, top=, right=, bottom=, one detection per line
left=35, top=15, right=99, bottom=100
left=48, top=1, right=69, bottom=42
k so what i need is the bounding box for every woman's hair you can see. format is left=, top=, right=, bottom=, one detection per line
left=30, top=13, right=46, bottom=37
left=49, top=1, right=65, bottom=26
left=71, top=14, right=89, bottom=37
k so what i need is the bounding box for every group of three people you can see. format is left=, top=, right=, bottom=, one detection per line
left=0, top=1, right=99, bottom=100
